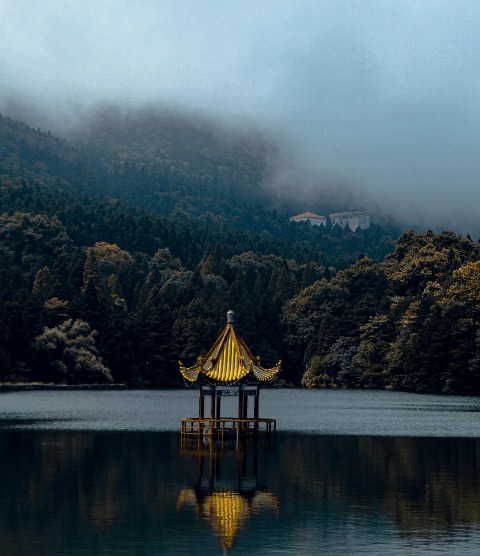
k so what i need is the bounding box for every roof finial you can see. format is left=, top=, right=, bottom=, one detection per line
left=227, top=310, right=234, bottom=324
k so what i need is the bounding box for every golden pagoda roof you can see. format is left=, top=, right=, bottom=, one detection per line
left=179, top=313, right=281, bottom=385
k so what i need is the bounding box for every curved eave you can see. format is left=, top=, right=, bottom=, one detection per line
left=179, top=365, right=201, bottom=382
left=251, top=364, right=281, bottom=382
left=180, top=363, right=281, bottom=384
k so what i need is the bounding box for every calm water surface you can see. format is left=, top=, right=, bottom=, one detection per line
left=0, top=389, right=480, bottom=555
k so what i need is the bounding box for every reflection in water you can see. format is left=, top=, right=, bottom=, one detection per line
left=0, top=432, right=480, bottom=554
left=177, top=438, right=279, bottom=553
left=275, top=435, right=480, bottom=536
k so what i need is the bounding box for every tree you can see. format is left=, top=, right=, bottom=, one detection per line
left=32, top=266, right=52, bottom=299
left=274, top=261, right=298, bottom=308
left=92, top=241, right=134, bottom=277
left=353, top=314, right=394, bottom=389
left=33, top=319, right=112, bottom=384
left=447, top=261, right=480, bottom=307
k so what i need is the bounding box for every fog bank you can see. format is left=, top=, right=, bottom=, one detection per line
left=1, top=1, right=479, bottom=236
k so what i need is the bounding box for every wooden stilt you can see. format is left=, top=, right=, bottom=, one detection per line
left=182, top=383, right=275, bottom=439
left=237, top=385, right=243, bottom=436
left=254, top=386, right=259, bottom=434
left=243, top=395, right=248, bottom=431
left=199, top=390, right=204, bottom=420
left=211, top=386, right=216, bottom=420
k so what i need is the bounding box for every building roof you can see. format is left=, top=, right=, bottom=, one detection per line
left=290, top=211, right=326, bottom=219
left=329, top=211, right=368, bottom=216
left=179, top=312, right=281, bottom=385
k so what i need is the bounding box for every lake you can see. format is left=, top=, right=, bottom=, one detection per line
left=1, top=388, right=480, bottom=555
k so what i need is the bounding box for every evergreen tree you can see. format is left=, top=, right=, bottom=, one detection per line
left=32, top=266, right=52, bottom=299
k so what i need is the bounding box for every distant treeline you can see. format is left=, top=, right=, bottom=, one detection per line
left=0, top=177, right=394, bottom=387
left=1, top=178, right=479, bottom=393
left=1, top=111, right=479, bottom=394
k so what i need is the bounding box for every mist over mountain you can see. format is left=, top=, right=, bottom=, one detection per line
left=0, top=105, right=376, bottom=222
left=2, top=97, right=478, bottom=236
left=2, top=1, right=480, bottom=236
left=1, top=102, right=475, bottom=237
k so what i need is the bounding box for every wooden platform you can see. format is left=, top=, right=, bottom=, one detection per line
left=181, top=417, right=276, bottom=438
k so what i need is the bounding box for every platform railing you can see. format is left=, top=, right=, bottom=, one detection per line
left=181, top=417, right=276, bottom=437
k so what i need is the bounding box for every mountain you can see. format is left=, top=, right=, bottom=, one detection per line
left=0, top=108, right=401, bottom=387
left=1, top=107, right=271, bottom=219
left=0, top=109, right=398, bottom=255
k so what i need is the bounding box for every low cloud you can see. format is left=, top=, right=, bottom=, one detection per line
left=1, top=0, right=479, bottom=237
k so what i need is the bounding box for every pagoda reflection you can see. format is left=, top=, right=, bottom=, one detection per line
left=177, top=437, right=279, bottom=554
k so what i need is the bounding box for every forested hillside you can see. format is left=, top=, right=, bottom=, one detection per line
left=2, top=110, right=479, bottom=393
left=284, top=231, right=480, bottom=393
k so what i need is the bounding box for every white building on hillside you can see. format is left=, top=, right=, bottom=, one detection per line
left=329, top=212, right=370, bottom=231
left=289, top=212, right=327, bottom=226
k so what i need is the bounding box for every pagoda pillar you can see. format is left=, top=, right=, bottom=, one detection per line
left=243, top=395, right=248, bottom=420
left=238, top=384, right=244, bottom=420
left=199, top=390, right=205, bottom=420
left=211, top=386, right=216, bottom=420
left=254, top=387, right=259, bottom=433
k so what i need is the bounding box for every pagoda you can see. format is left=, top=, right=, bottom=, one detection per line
left=179, top=310, right=281, bottom=437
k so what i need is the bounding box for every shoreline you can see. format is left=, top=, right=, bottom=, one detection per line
left=0, top=383, right=129, bottom=391
left=0, top=379, right=295, bottom=391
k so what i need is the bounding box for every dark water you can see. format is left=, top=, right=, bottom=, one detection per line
left=1, top=389, right=480, bottom=555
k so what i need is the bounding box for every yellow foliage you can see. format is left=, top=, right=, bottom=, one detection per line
left=448, top=261, right=480, bottom=305
left=92, top=242, right=133, bottom=274
left=44, top=297, right=69, bottom=311
left=399, top=300, right=420, bottom=328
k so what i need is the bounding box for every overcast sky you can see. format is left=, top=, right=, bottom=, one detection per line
left=1, top=0, right=479, bottom=235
